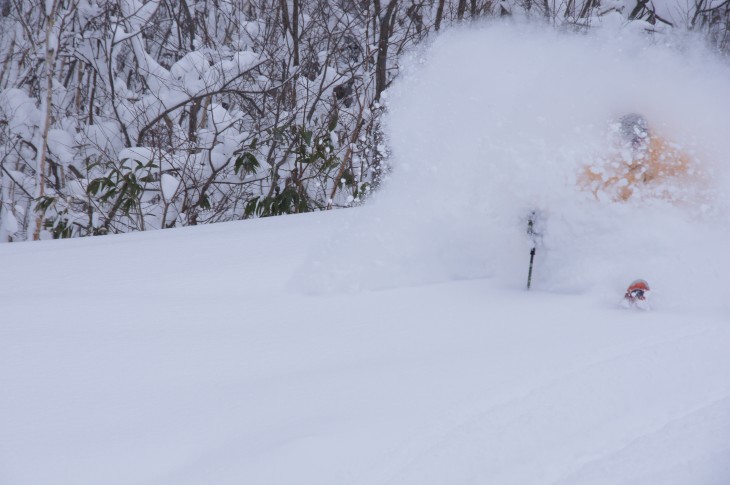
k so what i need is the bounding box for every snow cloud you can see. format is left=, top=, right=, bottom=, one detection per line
left=303, top=22, right=730, bottom=312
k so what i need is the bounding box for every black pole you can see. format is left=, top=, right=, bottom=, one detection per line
left=527, top=247, right=536, bottom=290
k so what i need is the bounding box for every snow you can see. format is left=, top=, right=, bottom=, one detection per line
left=111, top=26, right=142, bottom=45
left=1, top=206, right=18, bottom=235
left=233, top=50, right=260, bottom=72
left=1, top=210, right=728, bottom=485
left=124, top=0, right=160, bottom=29
left=0, top=88, right=39, bottom=137
left=308, top=23, right=730, bottom=311
left=2, top=22, right=730, bottom=485
left=82, top=121, right=126, bottom=158
left=170, top=51, right=208, bottom=83
left=160, top=173, right=180, bottom=200
left=47, top=128, right=75, bottom=166
left=119, top=146, right=155, bottom=164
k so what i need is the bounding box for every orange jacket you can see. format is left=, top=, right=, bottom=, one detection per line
left=581, top=134, right=693, bottom=201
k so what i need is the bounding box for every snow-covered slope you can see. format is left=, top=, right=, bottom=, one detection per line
left=2, top=209, right=729, bottom=485
left=2, top=23, right=730, bottom=485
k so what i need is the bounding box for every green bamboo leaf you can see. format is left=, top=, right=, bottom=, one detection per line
left=234, top=153, right=260, bottom=175
left=327, top=112, right=338, bottom=132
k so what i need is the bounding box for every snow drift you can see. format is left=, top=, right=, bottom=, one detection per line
left=305, top=22, right=730, bottom=313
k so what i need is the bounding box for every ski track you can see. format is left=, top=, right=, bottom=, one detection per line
left=352, top=324, right=730, bottom=485
left=550, top=394, right=730, bottom=485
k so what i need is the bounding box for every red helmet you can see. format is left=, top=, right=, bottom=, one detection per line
left=625, top=279, right=650, bottom=302
left=626, top=279, right=650, bottom=292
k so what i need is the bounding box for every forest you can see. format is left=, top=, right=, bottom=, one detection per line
left=0, top=0, right=728, bottom=241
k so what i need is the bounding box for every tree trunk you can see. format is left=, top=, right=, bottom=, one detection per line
left=435, top=0, right=446, bottom=30
left=375, top=0, right=398, bottom=101
left=457, top=0, right=468, bottom=19
left=292, top=0, right=299, bottom=68
left=33, top=0, right=60, bottom=240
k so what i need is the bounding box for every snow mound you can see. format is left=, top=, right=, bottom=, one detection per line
left=303, top=23, right=730, bottom=313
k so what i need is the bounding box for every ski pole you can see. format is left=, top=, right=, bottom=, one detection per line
left=527, top=247, right=536, bottom=290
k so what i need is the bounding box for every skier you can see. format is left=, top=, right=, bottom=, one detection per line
left=582, top=114, right=693, bottom=306
left=581, top=113, right=693, bottom=201
left=528, top=115, right=693, bottom=302
left=623, top=279, right=651, bottom=310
